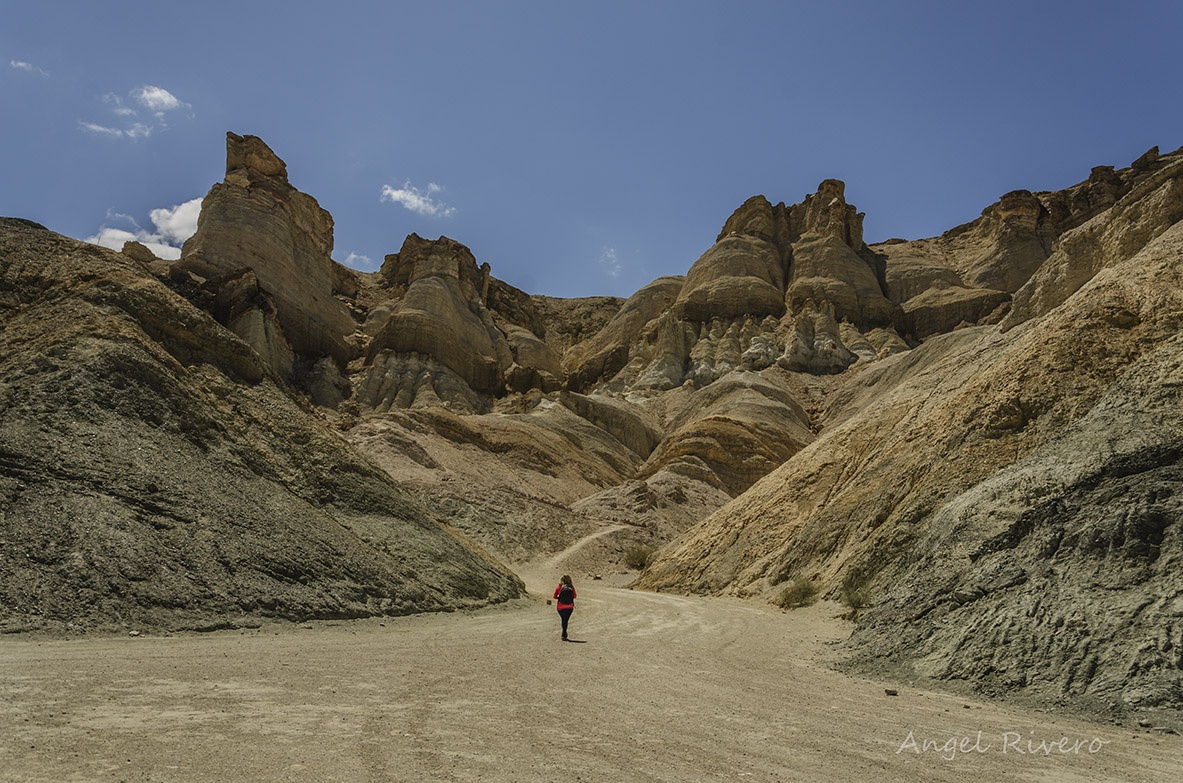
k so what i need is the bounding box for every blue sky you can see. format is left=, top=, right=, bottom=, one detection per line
left=3, top=1, right=1180, bottom=298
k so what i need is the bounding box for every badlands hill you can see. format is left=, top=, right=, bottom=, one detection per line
left=2, top=132, right=1180, bottom=715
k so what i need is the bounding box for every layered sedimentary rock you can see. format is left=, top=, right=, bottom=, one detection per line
left=676, top=182, right=900, bottom=331
left=878, top=243, right=1011, bottom=338
left=180, top=133, right=357, bottom=369
left=0, top=219, right=523, bottom=632
left=569, top=180, right=910, bottom=396
left=637, top=146, right=1183, bottom=712
left=358, top=233, right=563, bottom=411
left=637, top=369, right=816, bottom=496
left=563, top=276, right=684, bottom=392
left=1004, top=153, right=1183, bottom=329
left=869, top=145, right=1174, bottom=341
left=14, top=129, right=1182, bottom=721
left=369, top=235, right=506, bottom=395
left=673, top=232, right=785, bottom=321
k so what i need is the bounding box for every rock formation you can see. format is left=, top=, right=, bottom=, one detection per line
left=637, top=145, right=1183, bottom=715
left=179, top=132, right=358, bottom=373
left=0, top=218, right=522, bottom=632
left=6, top=132, right=1181, bottom=722
left=870, top=145, right=1174, bottom=341
left=361, top=233, right=563, bottom=407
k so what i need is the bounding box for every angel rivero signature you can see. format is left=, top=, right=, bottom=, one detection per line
left=895, top=730, right=1110, bottom=761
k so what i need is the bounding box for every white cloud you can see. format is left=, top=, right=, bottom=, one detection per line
left=380, top=180, right=456, bottom=217
left=85, top=198, right=203, bottom=260
left=103, top=93, right=137, bottom=117
left=598, top=246, right=623, bottom=278
left=149, top=199, right=202, bottom=245
left=10, top=60, right=49, bottom=76
left=87, top=227, right=183, bottom=260
left=79, top=121, right=125, bottom=138
left=132, top=85, right=188, bottom=114
left=79, top=120, right=154, bottom=139
left=81, top=84, right=190, bottom=140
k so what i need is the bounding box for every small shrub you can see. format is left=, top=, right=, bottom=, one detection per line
left=839, top=570, right=874, bottom=612
left=776, top=577, right=820, bottom=609
left=624, top=545, right=655, bottom=570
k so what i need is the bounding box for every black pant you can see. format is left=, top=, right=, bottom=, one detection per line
left=558, top=608, right=573, bottom=637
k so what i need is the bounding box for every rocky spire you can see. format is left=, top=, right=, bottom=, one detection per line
left=180, top=132, right=356, bottom=366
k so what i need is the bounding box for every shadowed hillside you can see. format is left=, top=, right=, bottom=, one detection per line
left=0, top=218, right=522, bottom=633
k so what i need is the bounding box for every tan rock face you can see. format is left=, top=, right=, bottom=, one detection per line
left=15, top=132, right=1182, bottom=719
left=370, top=274, right=503, bottom=394
left=637, top=149, right=1183, bottom=711
left=563, top=276, right=685, bottom=392
left=0, top=219, right=523, bottom=632
left=786, top=235, right=898, bottom=328
left=364, top=233, right=561, bottom=403
left=120, top=240, right=157, bottom=265
left=677, top=183, right=897, bottom=331
left=1004, top=154, right=1183, bottom=329
left=181, top=133, right=356, bottom=367
left=566, top=180, right=906, bottom=395
left=638, top=369, right=816, bottom=496
left=674, top=235, right=786, bottom=321
left=218, top=272, right=295, bottom=379
left=900, top=284, right=1010, bottom=338
left=874, top=146, right=1172, bottom=315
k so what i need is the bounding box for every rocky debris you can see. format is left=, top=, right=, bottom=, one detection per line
left=179, top=132, right=356, bottom=368
left=0, top=219, right=523, bottom=632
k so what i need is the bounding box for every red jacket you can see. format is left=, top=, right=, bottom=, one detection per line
left=553, top=583, right=576, bottom=610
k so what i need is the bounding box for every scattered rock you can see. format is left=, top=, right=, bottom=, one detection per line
left=120, top=240, right=157, bottom=265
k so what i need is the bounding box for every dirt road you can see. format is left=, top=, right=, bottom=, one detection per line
left=2, top=574, right=1181, bottom=782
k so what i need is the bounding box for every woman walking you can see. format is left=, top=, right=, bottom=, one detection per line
left=553, top=574, right=576, bottom=641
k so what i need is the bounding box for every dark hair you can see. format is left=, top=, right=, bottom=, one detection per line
left=560, top=574, right=573, bottom=586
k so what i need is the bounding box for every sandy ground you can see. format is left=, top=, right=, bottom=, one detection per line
left=3, top=563, right=1182, bottom=782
